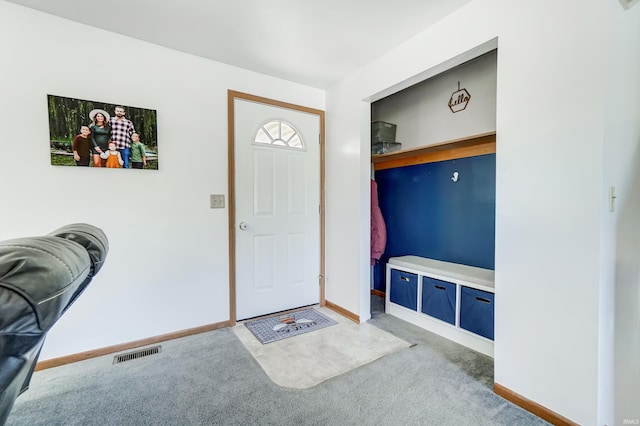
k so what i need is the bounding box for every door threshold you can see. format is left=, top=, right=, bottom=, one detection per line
left=237, top=303, right=319, bottom=324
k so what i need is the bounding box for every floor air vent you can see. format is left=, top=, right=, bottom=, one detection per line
left=113, top=345, right=161, bottom=364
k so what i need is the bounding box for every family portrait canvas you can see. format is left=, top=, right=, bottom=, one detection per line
left=48, top=94, right=158, bottom=170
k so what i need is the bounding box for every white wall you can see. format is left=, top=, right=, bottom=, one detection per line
left=324, top=0, right=634, bottom=424
left=0, top=2, right=324, bottom=360
left=372, top=50, right=497, bottom=149
left=603, top=1, right=640, bottom=424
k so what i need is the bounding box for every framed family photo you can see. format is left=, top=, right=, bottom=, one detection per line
left=48, top=94, right=158, bottom=170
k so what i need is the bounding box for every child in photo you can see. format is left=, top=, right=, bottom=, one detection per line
left=130, top=133, right=147, bottom=169
left=100, top=141, right=124, bottom=168
left=72, top=125, right=92, bottom=166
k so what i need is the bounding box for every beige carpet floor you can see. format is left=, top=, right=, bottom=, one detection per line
left=232, top=306, right=410, bottom=388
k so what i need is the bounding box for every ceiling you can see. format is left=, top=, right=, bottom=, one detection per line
left=6, top=0, right=471, bottom=89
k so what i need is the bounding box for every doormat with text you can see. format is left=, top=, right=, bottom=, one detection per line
left=244, top=308, right=337, bottom=344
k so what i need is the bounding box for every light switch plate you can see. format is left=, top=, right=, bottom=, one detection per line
left=609, top=187, right=616, bottom=212
left=210, top=194, right=225, bottom=209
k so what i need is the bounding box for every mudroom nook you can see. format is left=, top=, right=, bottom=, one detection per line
left=371, top=49, right=497, bottom=357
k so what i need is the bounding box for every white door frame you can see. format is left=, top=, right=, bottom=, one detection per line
left=227, top=90, right=325, bottom=324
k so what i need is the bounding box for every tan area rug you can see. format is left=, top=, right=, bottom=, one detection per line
left=232, top=306, right=410, bottom=389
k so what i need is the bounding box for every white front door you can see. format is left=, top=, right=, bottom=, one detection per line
left=233, top=96, right=321, bottom=320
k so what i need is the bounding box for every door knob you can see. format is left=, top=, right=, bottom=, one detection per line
left=239, top=222, right=248, bottom=231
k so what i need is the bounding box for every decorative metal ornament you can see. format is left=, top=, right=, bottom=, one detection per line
left=448, top=81, right=471, bottom=113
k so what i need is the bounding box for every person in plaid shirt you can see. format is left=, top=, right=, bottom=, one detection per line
left=110, top=106, right=135, bottom=168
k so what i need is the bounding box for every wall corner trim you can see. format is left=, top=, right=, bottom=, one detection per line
left=325, top=300, right=359, bottom=323
left=371, top=289, right=385, bottom=298
left=493, top=382, right=579, bottom=426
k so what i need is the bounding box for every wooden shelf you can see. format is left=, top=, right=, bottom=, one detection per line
left=372, top=131, right=496, bottom=171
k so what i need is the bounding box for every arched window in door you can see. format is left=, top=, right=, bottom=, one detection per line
left=254, top=120, right=305, bottom=150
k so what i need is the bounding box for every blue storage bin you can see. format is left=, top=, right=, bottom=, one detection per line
left=389, top=269, right=418, bottom=311
left=421, top=277, right=456, bottom=325
left=459, top=286, right=494, bottom=340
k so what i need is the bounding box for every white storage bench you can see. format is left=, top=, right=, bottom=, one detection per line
left=385, top=255, right=495, bottom=357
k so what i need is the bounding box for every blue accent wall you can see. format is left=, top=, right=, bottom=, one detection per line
left=374, top=154, right=495, bottom=291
